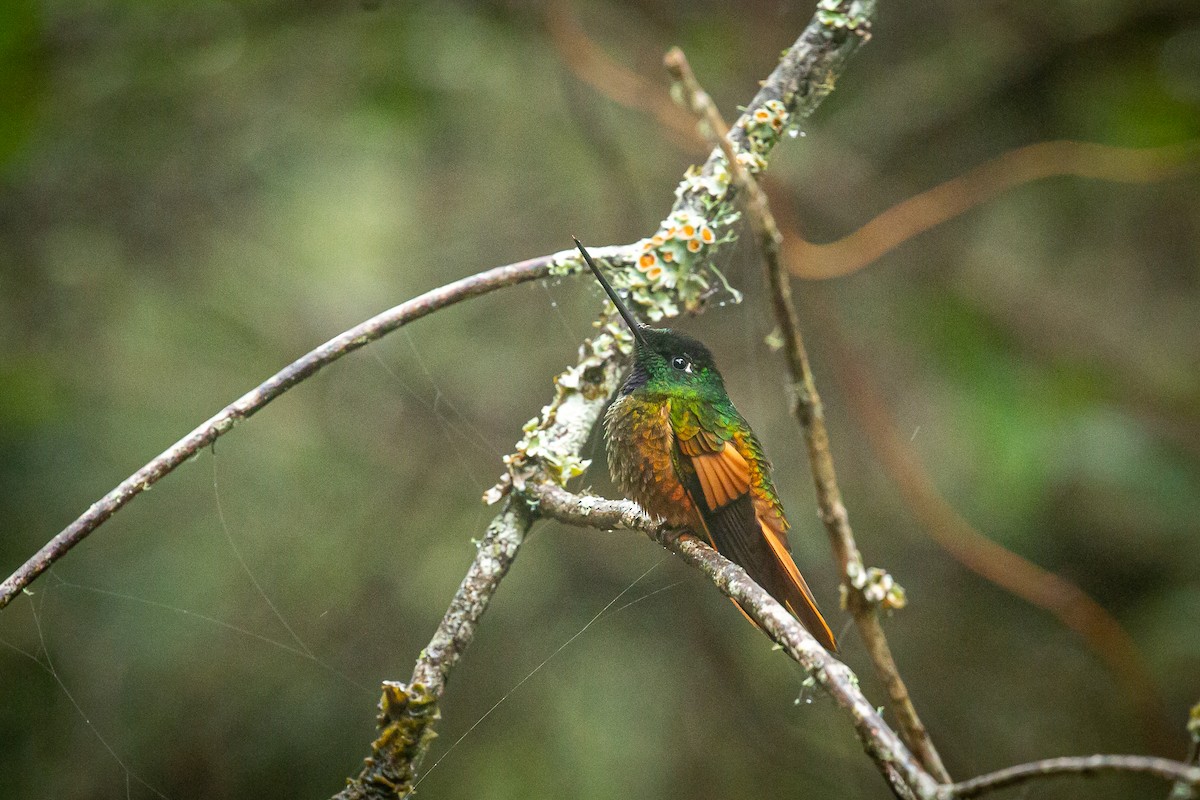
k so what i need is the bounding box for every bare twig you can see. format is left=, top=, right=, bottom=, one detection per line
left=945, top=754, right=1200, bottom=799
left=334, top=292, right=629, bottom=799
left=664, top=45, right=951, bottom=782
left=0, top=255, right=556, bottom=611
left=534, top=489, right=1200, bottom=800
left=534, top=484, right=941, bottom=800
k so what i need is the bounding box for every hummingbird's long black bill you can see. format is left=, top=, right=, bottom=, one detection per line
left=573, top=237, right=648, bottom=347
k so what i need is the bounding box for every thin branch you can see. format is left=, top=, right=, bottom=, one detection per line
left=534, top=484, right=941, bottom=800
left=0, top=255, right=555, bottom=611
left=664, top=46, right=951, bottom=783
left=945, top=754, right=1200, bottom=799
left=530, top=487, right=1200, bottom=800
left=335, top=499, right=533, bottom=800
left=659, top=0, right=879, bottom=252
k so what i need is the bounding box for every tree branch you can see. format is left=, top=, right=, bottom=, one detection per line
left=664, top=45, right=951, bottom=782
left=529, top=490, right=1200, bottom=800
left=534, top=484, right=942, bottom=800
left=0, top=255, right=556, bottom=611
left=945, top=754, right=1200, bottom=799
left=4, top=2, right=916, bottom=795
left=335, top=499, right=532, bottom=800
left=544, top=0, right=700, bottom=150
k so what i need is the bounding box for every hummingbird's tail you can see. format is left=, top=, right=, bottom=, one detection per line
left=699, top=495, right=838, bottom=652
left=760, top=527, right=839, bottom=653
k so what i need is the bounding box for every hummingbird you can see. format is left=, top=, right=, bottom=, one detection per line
left=574, top=238, right=837, bottom=651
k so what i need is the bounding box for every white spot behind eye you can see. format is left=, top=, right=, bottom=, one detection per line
left=685, top=363, right=693, bottom=374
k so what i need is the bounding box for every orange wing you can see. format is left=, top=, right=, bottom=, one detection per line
left=676, top=432, right=838, bottom=651
left=678, top=435, right=751, bottom=509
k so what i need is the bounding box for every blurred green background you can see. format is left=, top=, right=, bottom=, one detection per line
left=2, top=1, right=1198, bottom=798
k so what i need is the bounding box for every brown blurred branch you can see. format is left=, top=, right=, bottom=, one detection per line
left=664, top=44, right=951, bottom=783
left=535, top=485, right=941, bottom=800
left=786, top=140, right=1199, bottom=280
left=0, top=255, right=555, bottom=611
left=545, top=0, right=702, bottom=151
left=803, top=292, right=1172, bottom=750
left=947, top=754, right=1200, bottom=799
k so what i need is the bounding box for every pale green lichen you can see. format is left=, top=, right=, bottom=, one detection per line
left=817, top=0, right=872, bottom=32
left=502, top=406, right=591, bottom=490
left=547, top=246, right=583, bottom=278
left=341, top=681, right=440, bottom=798
left=487, top=325, right=623, bottom=499
left=843, top=561, right=908, bottom=611
left=737, top=98, right=790, bottom=169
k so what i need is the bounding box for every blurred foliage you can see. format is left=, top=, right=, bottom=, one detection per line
left=2, top=1, right=1199, bottom=799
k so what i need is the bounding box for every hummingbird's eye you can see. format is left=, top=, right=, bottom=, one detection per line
left=672, top=356, right=689, bottom=371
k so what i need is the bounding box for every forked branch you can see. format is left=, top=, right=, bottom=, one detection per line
left=334, top=4, right=883, bottom=797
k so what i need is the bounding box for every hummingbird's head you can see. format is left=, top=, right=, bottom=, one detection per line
left=573, top=237, right=728, bottom=399
left=621, top=325, right=727, bottom=398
